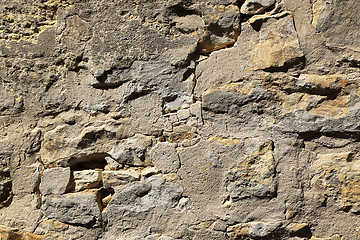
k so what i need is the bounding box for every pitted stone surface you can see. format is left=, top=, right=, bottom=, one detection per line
left=39, top=167, right=72, bottom=195
left=1, top=0, right=360, bottom=239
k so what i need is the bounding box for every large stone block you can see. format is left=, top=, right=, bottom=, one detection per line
left=73, top=170, right=102, bottom=192
left=149, top=142, right=180, bottom=174
left=39, top=167, right=72, bottom=195
left=225, top=141, right=277, bottom=201
left=102, top=170, right=140, bottom=189
left=311, top=151, right=360, bottom=213
left=41, top=193, right=101, bottom=227
left=107, top=175, right=183, bottom=213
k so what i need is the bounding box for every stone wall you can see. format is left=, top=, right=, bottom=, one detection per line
left=0, top=0, right=359, bottom=239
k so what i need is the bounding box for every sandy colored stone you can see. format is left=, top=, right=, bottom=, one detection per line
left=311, top=151, right=360, bottom=210
left=73, top=170, right=102, bottom=191
left=226, top=141, right=277, bottom=200
left=1, top=0, right=360, bottom=239
left=102, top=169, right=140, bottom=189
left=248, top=15, right=303, bottom=70
left=227, top=221, right=281, bottom=239
left=310, top=234, right=342, bottom=240
left=0, top=228, right=45, bottom=240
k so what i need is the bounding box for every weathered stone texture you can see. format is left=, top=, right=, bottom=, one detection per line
left=39, top=167, right=72, bottom=195
left=41, top=193, right=101, bottom=227
left=0, top=0, right=360, bottom=239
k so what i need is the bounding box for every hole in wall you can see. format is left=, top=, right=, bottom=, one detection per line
left=69, top=153, right=108, bottom=171
left=97, top=187, right=115, bottom=211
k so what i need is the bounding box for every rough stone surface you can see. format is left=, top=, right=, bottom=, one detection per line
left=225, top=141, right=277, bottom=201
left=240, top=0, right=276, bottom=15
left=102, top=169, right=140, bottom=189
left=227, top=221, right=281, bottom=239
left=0, top=228, right=45, bottom=240
left=39, top=167, right=72, bottom=195
left=1, top=0, right=360, bottom=239
left=150, top=142, right=180, bottom=174
left=41, top=193, right=101, bottom=227
left=73, top=170, right=102, bottom=192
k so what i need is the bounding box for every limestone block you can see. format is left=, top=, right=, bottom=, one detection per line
left=39, top=167, right=73, bottom=195
left=150, top=142, right=180, bottom=174
left=241, top=0, right=276, bottom=15
left=73, top=170, right=102, bottom=191
left=41, top=193, right=101, bottom=227
left=225, top=141, right=277, bottom=200
left=102, top=170, right=140, bottom=189
left=200, top=5, right=241, bottom=53
left=227, top=221, right=281, bottom=239
left=311, top=151, right=360, bottom=211
left=12, top=164, right=40, bottom=195
left=312, top=0, right=360, bottom=52
left=107, top=175, right=182, bottom=213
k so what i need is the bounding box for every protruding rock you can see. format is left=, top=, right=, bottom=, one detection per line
left=150, top=142, right=180, bottom=174
left=176, top=197, right=191, bottom=211
left=288, top=223, right=312, bottom=238
left=0, top=228, right=45, bottom=240
left=200, top=5, right=241, bottom=53
left=39, top=167, right=73, bottom=195
left=225, top=141, right=277, bottom=200
left=311, top=151, right=360, bottom=212
left=141, top=167, right=160, bottom=178
left=241, top=0, right=276, bottom=15
left=102, top=170, right=140, bottom=189
left=106, top=175, right=182, bottom=213
left=107, top=135, right=153, bottom=166
left=41, top=193, right=101, bottom=227
left=227, top=221, right=281, bottom=239
left=105, top=156, right=122, bottom=170
left=73, top=170, right=102, bottom=192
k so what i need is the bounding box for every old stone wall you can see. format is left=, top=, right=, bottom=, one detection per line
left=0, top=0, right=359, bottom=239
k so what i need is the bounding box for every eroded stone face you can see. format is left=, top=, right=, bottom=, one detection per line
left=1, top=0, right=360, bottom=239
left=41, top=193, right=101, bottom=227
left=149, top=142, right=180, bottom=174
left=39, top=167, right=72, bottom=195
left=240, top=0, right=276, bottom=15
left=106, top=175, right=183, bottom=213
left=311, top=151, right=360, bottom=212
left=248, top=15, right=303, bottom=70
left=312, top=0, right=360, bottom=52
left=227, top=221, right=281, bottom=239
left=225, top=141, right=277, bottom=201
left=0, top=0, right=71, bottom=42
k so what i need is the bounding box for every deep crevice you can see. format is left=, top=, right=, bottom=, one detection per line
left=283, top=86, right=341, bottom=100
left=297, top=131, right=360, bottom=142
left=165, top=3, right=200, bottom=17
left=122, top=89, right=151, bottom=103
left=263, top=56, right=306, bottom=73
left=290, top=225, right=312, bottom=238
left=92, top=68, right=129, bottom=90
left=97, top=187, right=115, bottom=211
left=69, top=153, right=108, bottom=171
left=92, top=81, right=126, bottom=90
